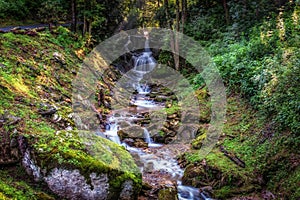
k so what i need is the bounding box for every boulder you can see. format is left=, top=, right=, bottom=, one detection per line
left=22, top=130, right=142, bottom=200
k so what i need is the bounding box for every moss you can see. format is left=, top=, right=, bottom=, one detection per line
left=0, top=192, right=11, bottom=200
left=163, top=102, right=181, bottom=115
left=158, top=187, right=178, bottom=200
left=214, top=185, right=257, bottom=199
left=0, top=29, right=141, bottom=199
left=33, top=130, right=141, bottom=194
left=184, top=94, right=300, bottom=198
left=0, top=170, right=55, bottom=200
left=191, top=132, right=207, bottom=149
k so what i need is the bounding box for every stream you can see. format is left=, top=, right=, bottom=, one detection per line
left=102, top=36, right=211, bottom=200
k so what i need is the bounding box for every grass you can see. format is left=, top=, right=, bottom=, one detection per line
left=0, top=28, right=142, bottom=198
left=0, top=169, right=55, bottom=200
left=184, top=93, right=300, bottom=199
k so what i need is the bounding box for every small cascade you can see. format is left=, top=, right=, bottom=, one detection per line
left=178, top=184, right=212, bottom=200
left=100, top=32, right=208, bottom=200
left=133, top=51, right=156, bottom=74
left=143, top=128, right=162, bottom=148
left=104, top=117, right=121, bottom=145
left=127, top=38, right=157, bottom=91
left=136, top=83, right=150, bottom=94
left=143, top=128, right=152, bottom=144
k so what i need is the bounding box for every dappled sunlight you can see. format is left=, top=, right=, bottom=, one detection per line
left=0, top=75, right=33, bottom=97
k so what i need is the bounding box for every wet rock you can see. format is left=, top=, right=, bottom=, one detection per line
left=154, top=95, right=168, bottom=102
left=22, top=150, right=42, bottom=182
left=144, top=161, right=155, bottom=173
left=164, top=137, right=174, bottom=144
left=117, top=129, right=128, bottom=139
left=131, top=152, right=144, bottom=167
left=44, top=169, right=109, bottom=200
left=182, top=164, right=206, bottom=187
left=167, top=113, right=178, bottom=119
left=119, top=180, right=134, bottom=200
left=123, top=138, right=135, bottom=146
left=134, top=139, right=148, bottom=148
left=53, top=52, right=66, bottom=65
left=119, top=126, right=144, bottom=139
left=118, top=121, right=131, bottom=129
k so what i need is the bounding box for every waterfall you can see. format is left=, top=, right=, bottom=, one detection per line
left=143, top=128, right=152, bottom=144
left=101, top=33, right=209, bottom=200
left=143, top=127, right=162, bottom=148
left=127, top=38, right=157, bottom=93
left=104, top=117, right=121, bottom=145
left=178, top=184, right=212, bottom=200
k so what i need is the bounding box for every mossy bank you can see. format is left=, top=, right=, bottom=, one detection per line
left=0, top=27, right=141, bottom=199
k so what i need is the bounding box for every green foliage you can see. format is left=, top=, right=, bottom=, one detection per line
left=0, top=25, right=143, bottom=199
left=185, top=3, right=226, bottom=41
left=0, top=170, right=55, bottom=200
left=0, top=0, right=28, bottom=20
left=207, top=5, right=300, bottom=134
left=37, top=0, right=66, bottom=24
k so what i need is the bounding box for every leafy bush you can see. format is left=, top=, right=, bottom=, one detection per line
left=0, top=0, right=28, bottom=20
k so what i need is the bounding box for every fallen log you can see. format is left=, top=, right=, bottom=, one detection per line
left=220, top=145, right=246, bottom=168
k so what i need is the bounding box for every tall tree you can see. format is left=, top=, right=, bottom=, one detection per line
left=222, top=0, right=229, bottom=24
left=163, top=0, right=186, bottom=70
left=71, top=0, right=77, bottom=32
left=38, top=0, right=66, bottom=31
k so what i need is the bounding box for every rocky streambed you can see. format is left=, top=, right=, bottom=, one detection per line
left=99, top=80, right=211, bottom=200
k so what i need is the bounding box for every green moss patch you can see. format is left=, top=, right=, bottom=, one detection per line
left=184, top=94, right=299, bottom=199
left=0, top=169, right=55, bottom=200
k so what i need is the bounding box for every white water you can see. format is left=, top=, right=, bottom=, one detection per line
left=101, top=35, right=210, bottom=200
left=143, top=128, right=162, bottom=148
left=104, top=118, right=121, bottom=145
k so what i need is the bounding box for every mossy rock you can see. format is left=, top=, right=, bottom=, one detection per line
left=158, top=187, right=178, bottom=200
left=191, top=133, right=207, bottom=149
left=32, top=130, right=142, bottom=199
left=118, top=126, right=144, bottom=139
left=214, top=185, right=258, bottom=199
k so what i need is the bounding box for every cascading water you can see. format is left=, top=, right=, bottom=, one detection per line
left=127, top=37, right=156, bottom=94
left=143, top=128, right=162, bottom=148
left=102, top=32, right=211, bottom=200
left=104, top=116, right=121, bottom=145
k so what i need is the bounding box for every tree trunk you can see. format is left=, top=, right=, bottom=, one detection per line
left=164, top=0, right=176, bottom=70
left=71, top=0, right=77, bottom=32
left=88, top=20, right=92, bottom=36
left=164, top=0, right=181, bottom=71
left=174, top=0, right=180, bottom=71
left=222, top=0, right=229, bottom=25
left=48, top=22, right=53, bottom=32
left=181, top=0, right=187, bottom=33
left=181, top=0, right=187, bottom=69
left=83, top=15, right=87, bottom=36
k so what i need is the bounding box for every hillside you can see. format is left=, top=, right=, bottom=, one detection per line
left=0, top=28, right=141, bottom=200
